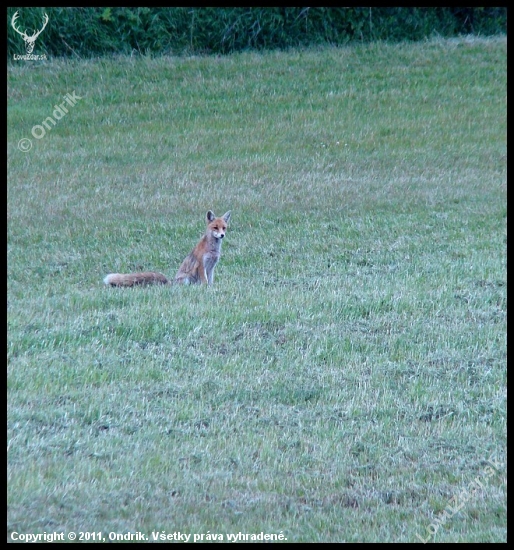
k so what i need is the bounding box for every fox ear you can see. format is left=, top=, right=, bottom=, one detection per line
left=222, top=211, right=231, bottom=223
left=207, top=210, right=215, bottom=222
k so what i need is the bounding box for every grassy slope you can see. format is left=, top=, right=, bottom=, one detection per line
left=7, top=36, right=506, bottom=542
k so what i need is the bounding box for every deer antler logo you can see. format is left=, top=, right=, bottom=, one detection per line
left=11, top=11, right=49, bottom=54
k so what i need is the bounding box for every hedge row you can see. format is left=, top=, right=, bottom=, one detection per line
left=8, top=7, right=507, bottom=58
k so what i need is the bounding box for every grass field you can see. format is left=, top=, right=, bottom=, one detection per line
left=7, top=36, right=506, bottom=543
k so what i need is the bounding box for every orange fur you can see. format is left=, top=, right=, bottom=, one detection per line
left=104, top=210, right=231, bottom=287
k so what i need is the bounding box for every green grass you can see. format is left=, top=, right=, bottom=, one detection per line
left=7, top=36, right=506, bottom=543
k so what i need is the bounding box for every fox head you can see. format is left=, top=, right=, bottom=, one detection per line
left=206, top=210, right=231, bottom=240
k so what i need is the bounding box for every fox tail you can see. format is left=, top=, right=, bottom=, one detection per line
left=103, top=272, right=170, bottom=287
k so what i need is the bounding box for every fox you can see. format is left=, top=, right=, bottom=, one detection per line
left=103, top=210, right=231, bottom=287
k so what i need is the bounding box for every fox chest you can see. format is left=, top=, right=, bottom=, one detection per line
left=202, top=251, right=220, bottom=274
